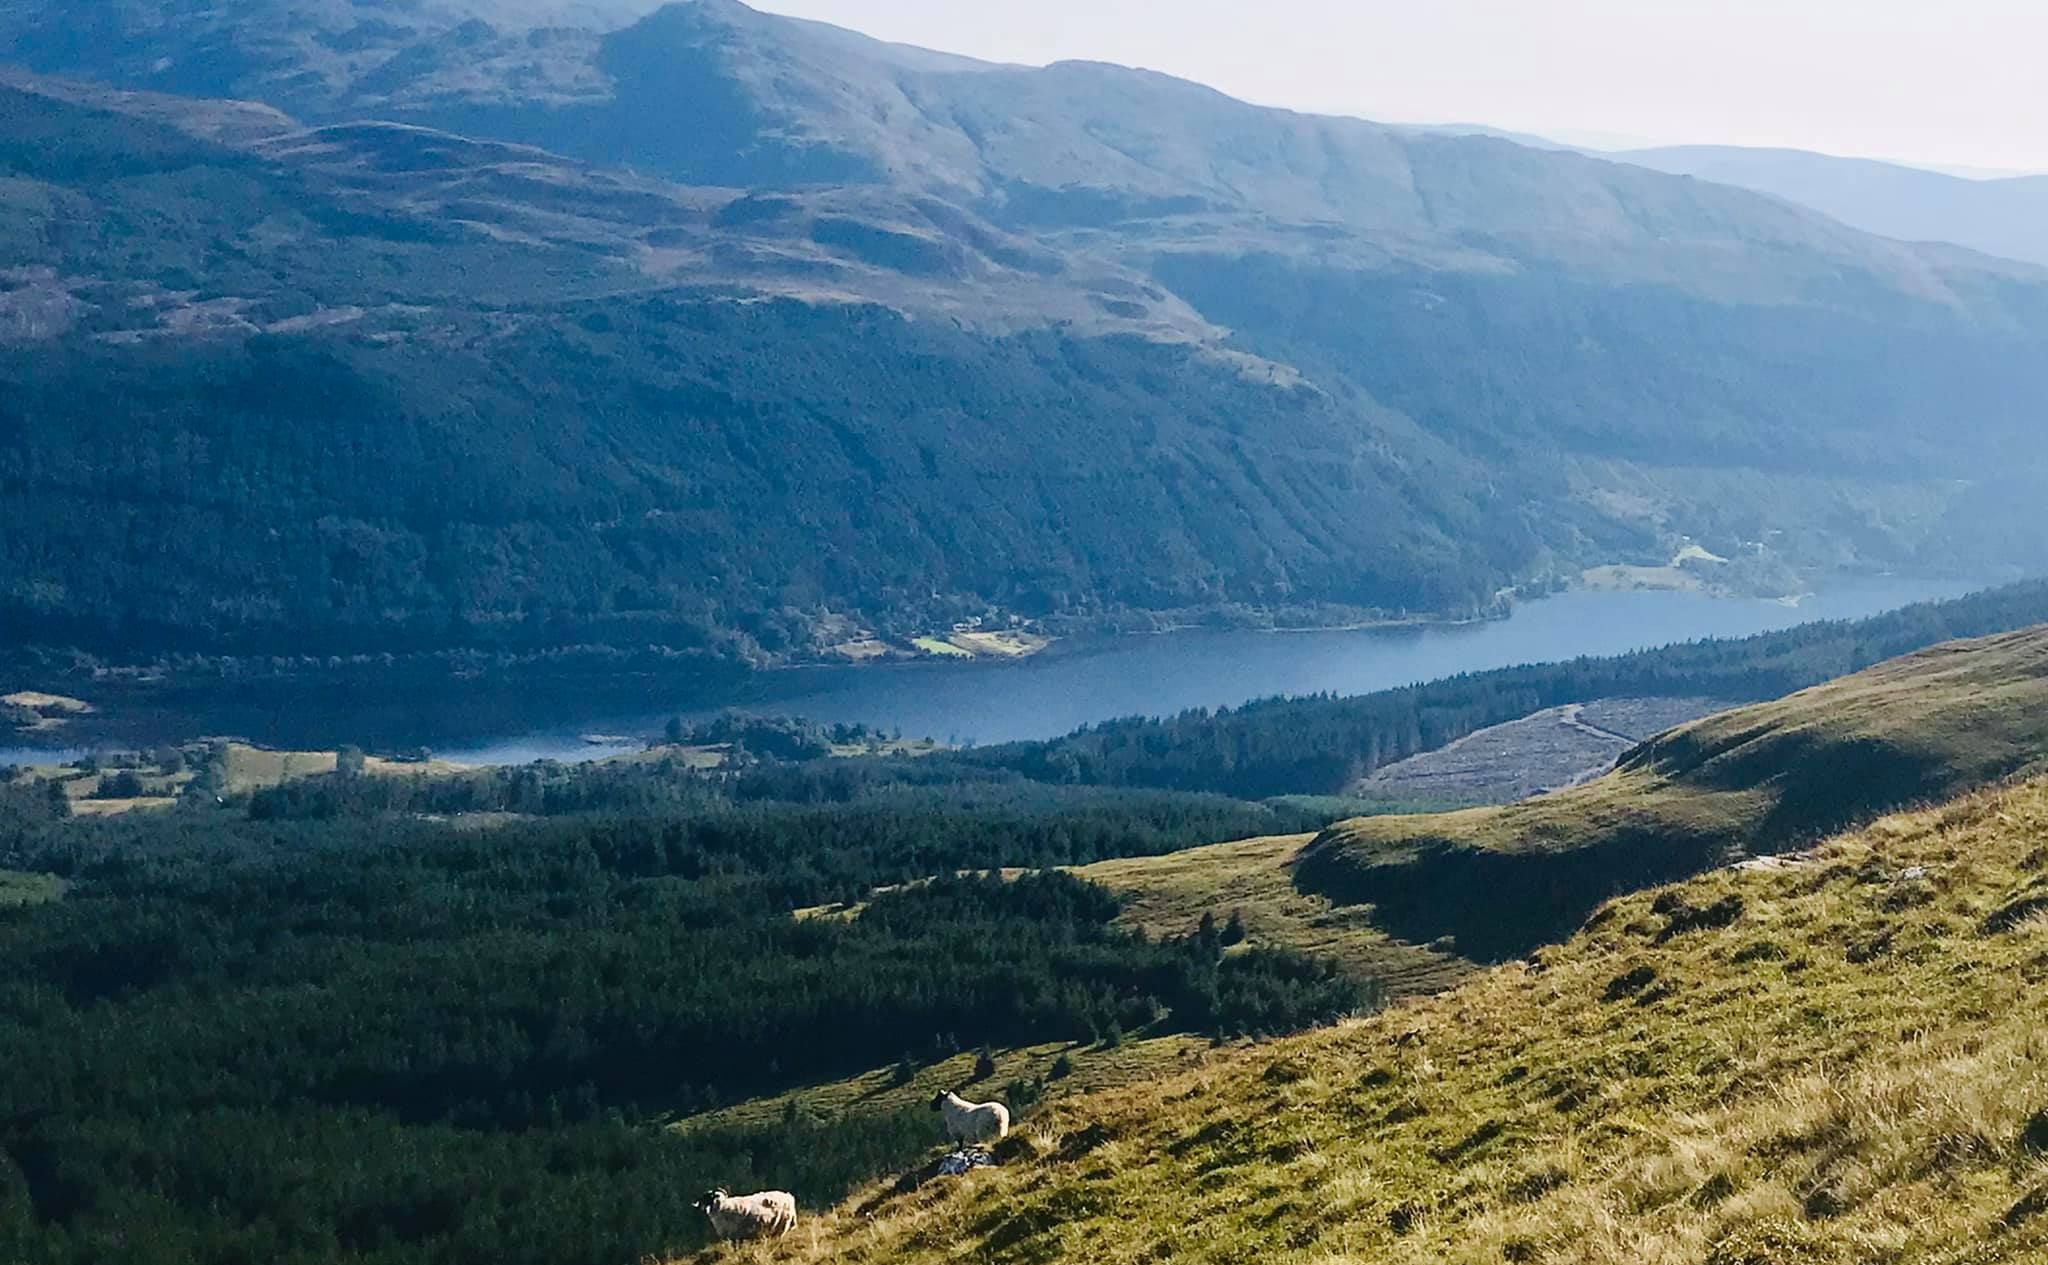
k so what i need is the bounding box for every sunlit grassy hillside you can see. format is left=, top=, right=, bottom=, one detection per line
left=1302, top=625, right=2048, bottom=959
left=670, top=1036, right=1212, bottom=1139
left=1076, top=835, right=1471, bottom=999
left=702, top=775, right=2048, bottom=1264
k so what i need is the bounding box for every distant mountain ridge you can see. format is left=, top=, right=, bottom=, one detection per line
left=1404, top=124, right=2048, bottom=269
left=1617, top=143, right=2048, bottom=268
left=2, top=2, right=2046, bottom=663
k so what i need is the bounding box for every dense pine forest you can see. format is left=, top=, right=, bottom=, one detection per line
left=0, top=774, right=1355, bottom=1265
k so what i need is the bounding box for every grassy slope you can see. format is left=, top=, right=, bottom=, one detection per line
left=673, top=1037, right=1211, bottom=1138
left=1299, top=625, right=2048, bottom=960
left=708, top=776, right=2048, bottom=1265
left=1076, top=836, right=1471, bottom=999
left=792, top=838, right=1471, bottom=998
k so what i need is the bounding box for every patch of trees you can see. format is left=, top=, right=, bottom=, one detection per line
left=244, top=766, right=1326, bottom=899
left=0, top=785, right=1360, bottom=1263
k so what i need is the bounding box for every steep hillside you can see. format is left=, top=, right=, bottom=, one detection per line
left=1302, top=625, right=2048, bottom=959
left=3, top=4, right=2048, bottom=661
left=728, top=776, right=2048, bottom=1264
left=1076, top=835, right=1471, bottom=999
left=1621, top=144, right=2048, bottom=269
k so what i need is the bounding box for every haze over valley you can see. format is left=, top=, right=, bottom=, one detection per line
left=3, top=6, right=2048, bottom=1265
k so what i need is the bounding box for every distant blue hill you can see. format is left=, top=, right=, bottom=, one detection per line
left=1617, top=144, right=2048, bottom=268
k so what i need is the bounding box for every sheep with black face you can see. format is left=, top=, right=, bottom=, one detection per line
left=930, top=1089, right=1010, bottom=1143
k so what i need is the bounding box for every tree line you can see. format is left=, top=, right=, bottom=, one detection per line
left=0, top=780, right=1361, bottom=1264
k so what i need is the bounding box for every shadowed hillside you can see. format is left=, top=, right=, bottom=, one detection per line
left=1298, top=625, right=2048, bottom=959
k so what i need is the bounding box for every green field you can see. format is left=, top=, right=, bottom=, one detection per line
left=0, top=870, right=64, bottom=906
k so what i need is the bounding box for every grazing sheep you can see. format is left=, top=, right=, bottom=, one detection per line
left=930, top=1090, right=1010, bottom=1143
left=693, top=1187, right=797, bottom=1241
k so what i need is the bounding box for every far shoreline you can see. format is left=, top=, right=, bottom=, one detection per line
left=3, top=569, right=2006, bottom=762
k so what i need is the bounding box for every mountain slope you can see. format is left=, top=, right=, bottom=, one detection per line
left=1301, top=624, right=2048, bottom=959
left=1076, top=834, right=1472, bottom=999
left=3, top=4, right=2048, bottom=660
left=728, top=775, right=2048, bottom=1264
left=1621, top=143, right=2048, bottom=269
left=0, top=73, right=1533, bottom=658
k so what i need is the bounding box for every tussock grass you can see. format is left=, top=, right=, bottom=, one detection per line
left=688, top=777, right=2048, bottom=1264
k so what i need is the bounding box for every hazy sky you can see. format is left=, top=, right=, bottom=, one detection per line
left=748, top=1, right=2048, bottom=174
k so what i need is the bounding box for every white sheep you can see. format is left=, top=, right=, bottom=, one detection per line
left=693, top=1187, right=798, bottom=1242
left=930, top=1090, right=1010, bottom=1143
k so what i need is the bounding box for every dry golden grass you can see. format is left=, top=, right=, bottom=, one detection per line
left=66, top=796, right=176, bottom=817
left=1076, top=835, right=1473, bottom=997
left=221, top=742, right=462, bottom=793
left=603, top=744, right=735, bottom=771
left=687, top=776, right=2048, bottom=1265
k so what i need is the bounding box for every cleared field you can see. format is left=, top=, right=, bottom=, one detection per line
left=9, top=739, right=466, bottom=814
left=1353, top=697, right=1734, bottom=807
left=0, top=870, right=65, bottom=906
left=2, top=689, right=94, bottom=734
left=1579, top=562, right=1707, bottom=593
left=68, top=796, right=177, bottom=817
left=220, top=742, right=459, bottom=793
left=946, top=630, right=1052, bottom=658
left=827, top=737, right=945, bottom=759
left=602, top=743, right=734, bottom=771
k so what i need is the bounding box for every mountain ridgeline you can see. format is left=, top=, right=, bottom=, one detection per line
left=1618, top=144, right=2048, bottom=270
left=2, top=1, right=2046, bottom=661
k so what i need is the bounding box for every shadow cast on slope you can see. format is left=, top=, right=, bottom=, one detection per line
left=1293, top=728, right=2016, bottom=963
